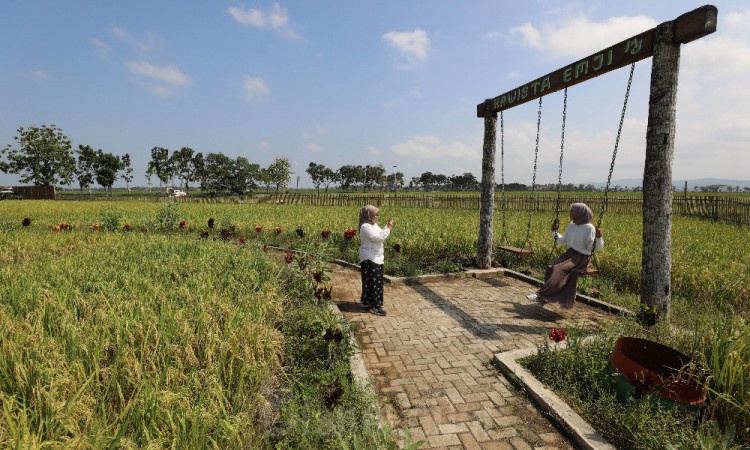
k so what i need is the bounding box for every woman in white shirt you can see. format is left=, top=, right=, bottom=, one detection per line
left=358, top=205, right=394, bottom=316
left=527, top=203, right=604, bottom=308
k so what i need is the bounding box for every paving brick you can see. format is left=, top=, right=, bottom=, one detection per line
left=330, top=264, right=597, bottom=450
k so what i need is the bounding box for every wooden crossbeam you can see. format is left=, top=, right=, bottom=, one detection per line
left=477, top=5, right=717, bottom=117
left=497, top=245, right=534, bottom=256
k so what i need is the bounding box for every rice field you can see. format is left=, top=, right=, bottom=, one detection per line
left=0, top=199, right=747, bottom=447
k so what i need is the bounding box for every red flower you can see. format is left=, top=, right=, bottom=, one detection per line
left=315, top=285, right=332, bottom=300
left=22, top=218, right=32, bottom=227
left=313, top=271, right=324, bottom=283
left=51, top=225, right=60, bottom=232
left=123, top=224, right=132, bottom=232
left=393, top=243, right=401, bottom=253
left=284, top=251, right=294, bottom=263
left=343, top=227, right=357, bottom=240
left=199, top=231, right=209, bottom=239
left=320, top=229, right=331, bottom=239
left=237, top=237, right=246, bottom=245
left=548, top=328, right=567, bottom=343
left=91, top=223, right=101, bottom=231
left=298, top=257, right=307, bottom=270
left=255, top=226, right=263, bottom=233
left=179, top=219, right=188, bottom=229
left=208, top=218, right=215, bottom=229
left=276, top=226, right=283, bottom=234
left=59, top=222, right=70, bottom=230
left=262, top=244, right=269, bottom=252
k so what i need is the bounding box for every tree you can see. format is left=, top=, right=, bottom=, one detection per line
left=202, top=152, right=235, bottom=194
left=365, top=164, right=386, bottom=191
left=76, top=144, right=98, bottom=193
left=121, top=153, right=134, bottom=191
left=233, top=157, right=260, bottom=194
left=170, top=147, right=195, bottom=190
left=321, top=167, right=339, bottom=193
left=149, top=147, right=171, bottom=189
left=192, top=153, right=205, bottom=192
left=306, top=162, right=326, bottom=193
left=1, top=124, right=76, bottom=186
left=95, top=150, right=123, bottom=196
left=337, top=165, right=359, bottom=191
left=266, top=157, right=292, bottom=193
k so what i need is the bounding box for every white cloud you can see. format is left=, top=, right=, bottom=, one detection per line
left=725, top=9, right=750, bottom=31
left=89, top=37, right=111, bottom=53
left=483, top=31, right=502, bottom=40
left=29, top=69, right=51, bottom=80
left=125, top=61, right=192, bottom=86
left=306, top=143, right=323, bottom=152
left=228, top=3, right=299, bottom=39
left=367, top=146, right=381, bottom=155
left=315, top=124, right=328, bottom=135
left=242, top=76, right=270, bottom=102
left=508, top=15, right=657, bottom=59
left=383, top=28, right=430, bottom=70
left=111, top=26, right=164, bottom=54
left=391, top=135, right=479, bottom=160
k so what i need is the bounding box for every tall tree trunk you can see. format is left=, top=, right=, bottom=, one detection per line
left=642, top=21, right=680, bottom=321
left=477, top=100, right=497, bottom=269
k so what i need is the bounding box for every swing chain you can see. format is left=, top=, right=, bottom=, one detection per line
left=591, top=62, right=635, bottom=258
left=553, top=87, right=568, bottom=232
left=524, top=97, right=543, bottom=250
left=549, top=87, right=568, bottom=262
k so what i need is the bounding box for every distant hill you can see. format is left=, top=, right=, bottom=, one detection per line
left=587, top=178, right=750, bottom=191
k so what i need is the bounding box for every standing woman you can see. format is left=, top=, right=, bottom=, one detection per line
left=359, top=205, right=394, bottom=316
left=527, top=203, right=603, bottom=308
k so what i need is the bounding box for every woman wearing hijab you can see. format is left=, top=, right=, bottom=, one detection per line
left=527, top=203, right=604, bottom=308
left=358, top=205, right=394, bottom=316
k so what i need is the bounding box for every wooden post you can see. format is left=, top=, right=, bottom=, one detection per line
left=642, top=21, right=680, bottom=321
left=478, top=100, right=497, bottom=269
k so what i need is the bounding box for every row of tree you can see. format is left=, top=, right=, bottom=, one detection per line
left=0, top=125, right=294, bottom=195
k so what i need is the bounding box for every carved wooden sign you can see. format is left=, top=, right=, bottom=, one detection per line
left=477, top=5, right=717, bottom=117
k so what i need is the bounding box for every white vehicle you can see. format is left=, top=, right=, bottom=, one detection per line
left=166, top=188, right=187, bottom=198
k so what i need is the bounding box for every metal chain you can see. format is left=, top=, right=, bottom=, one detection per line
left=549, top=87, right=568, bottom=260
left=523, top=97, right=543, bottom=251
left=500, top=111, right=507, bottom=244
left=591, top=62, right=636, bottom=259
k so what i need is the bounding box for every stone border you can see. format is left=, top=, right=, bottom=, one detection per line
left=326, top=302, right=387, bottom=429
left=493, top=343, right=616, bottom=450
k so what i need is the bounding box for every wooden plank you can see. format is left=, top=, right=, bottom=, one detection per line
left=478, top=5, right=718, bottom=117
left=497, top=245, right=534, bottom=256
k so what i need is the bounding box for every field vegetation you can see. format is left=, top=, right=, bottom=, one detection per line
left=1, top=199, right=747, bottom=447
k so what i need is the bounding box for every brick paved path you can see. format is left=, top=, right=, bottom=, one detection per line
left=330, top=264, right=612, bottom=449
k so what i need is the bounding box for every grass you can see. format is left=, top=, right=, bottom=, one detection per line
left=520, top=316, right=750, bottom=448
left=0, top=201, right=404, bottom=448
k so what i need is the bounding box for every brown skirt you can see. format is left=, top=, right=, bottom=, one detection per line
left=538, top=248, right=591, bottom=309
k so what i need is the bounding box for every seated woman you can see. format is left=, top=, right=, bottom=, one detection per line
left=527, top=203, right=603, bottom=309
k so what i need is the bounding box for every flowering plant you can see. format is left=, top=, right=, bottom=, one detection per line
left=255, top=226, right=263, bottom=233
left=284, top=252, right=295, bottom=263
left=22, top=218, right=32, bottom=227
left=91, top=223, right=101, bottom=231
left=276, top=226, right=283, bottom=234
left=179, top=219, right=188, bottom=229
left=295, top=227, right=304, bottom=238
left=548, top=328, right=567, bottom=343
left=207, top=218, right=215, bottom=229
left=343, top=227, right=357, bottom=240
left=320, top=229, right=331, bottom=240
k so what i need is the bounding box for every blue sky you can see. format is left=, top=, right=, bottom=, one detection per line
left=1, top=1, right=748, bottom=189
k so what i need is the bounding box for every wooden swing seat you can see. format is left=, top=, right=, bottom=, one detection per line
left=497, top=245, right=534, bottom=256
left=580, top=267, right=599, bottom=277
